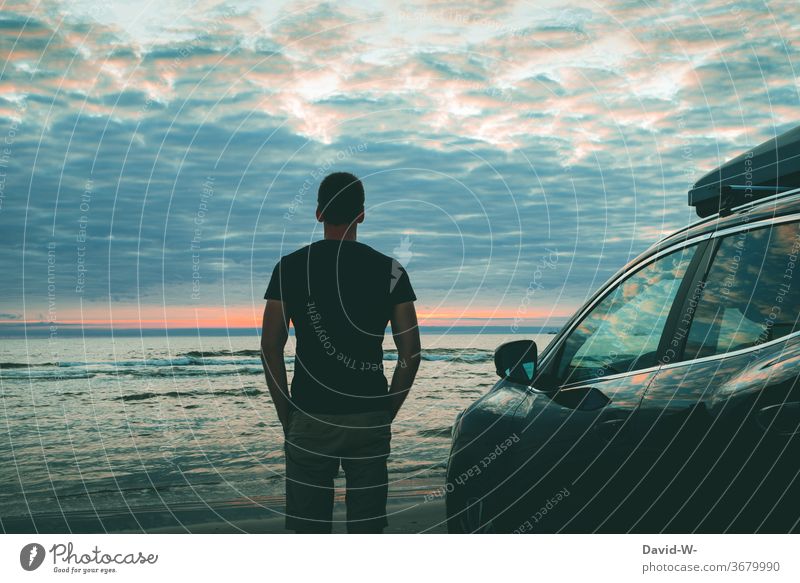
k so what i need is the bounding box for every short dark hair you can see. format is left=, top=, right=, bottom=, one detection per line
left=317, top=172, right=364, bottom=225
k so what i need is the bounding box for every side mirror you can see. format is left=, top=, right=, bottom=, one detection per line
left=494, top=340, right=537, bottom=385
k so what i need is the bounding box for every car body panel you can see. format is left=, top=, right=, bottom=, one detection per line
left=630, top=332, right=800, bottom=532
left=499, top=369, right=660, bottom=533
left=445, top=379, right=531, bottom=533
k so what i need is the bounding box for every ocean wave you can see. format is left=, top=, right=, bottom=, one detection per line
left=1, top=357, right=265, bottom=369
left=386, top=461, right=448, bottom=474
left=0, top=369, right=96, bottom=380
left=114, top=387, right=266, bottom=402
left=0, top=347, right=493, bottom=382
left=107, top=366, right=265, bottom=378
left=387, top=348, right=493, bottom=363
left=1, top=366, right=264, bottom=380
left=0, top=362, right=40, bottom=369
left=60, top=356, right=266, bottom=367
left=181, top=347, right=494, bottom=363
left=182, top=349, right=262, bottom=358
left=417, top=426, right=453, bottom=438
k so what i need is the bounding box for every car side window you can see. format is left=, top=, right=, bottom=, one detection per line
left=554, top=245, right=698, bottom=385
left=683, top=221, right=800, bottom=360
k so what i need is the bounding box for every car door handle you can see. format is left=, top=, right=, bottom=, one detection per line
left=595, top=418, right=627, bottom=441
left=554, top=386, right=611, bottom=411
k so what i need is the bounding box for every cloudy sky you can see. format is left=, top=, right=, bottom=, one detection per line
left=0, top=0, right=797, bottom=331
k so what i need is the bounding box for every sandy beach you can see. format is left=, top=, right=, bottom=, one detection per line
left=3, top=486, right=448, bottom=534
left=145, top=493, right=448, bottom=534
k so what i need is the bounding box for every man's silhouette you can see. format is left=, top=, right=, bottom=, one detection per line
left=260, top=172, right=421, bottom=533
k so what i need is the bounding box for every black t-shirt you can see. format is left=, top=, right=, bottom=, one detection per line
left=264, top=239, right=416, bottom=414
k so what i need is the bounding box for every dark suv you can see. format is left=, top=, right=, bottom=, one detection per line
left=446, top=126, right=800, bottom=533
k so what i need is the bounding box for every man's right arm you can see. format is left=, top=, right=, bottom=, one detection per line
left=388, top=301, right=421, bottom=421
left=260, top=298, right=293, bottom=433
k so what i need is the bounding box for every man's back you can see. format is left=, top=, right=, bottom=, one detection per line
left=265, top=239, right=416, bottom=414
left=260, top=171, right=421, bottom=533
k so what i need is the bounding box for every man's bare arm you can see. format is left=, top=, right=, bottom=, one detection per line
left=260, top=299, right=292, bottom=432
left=388, top=301, right=421, bottom=421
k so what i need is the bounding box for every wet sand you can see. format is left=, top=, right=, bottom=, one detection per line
left=2, top=487, right=448, bottom=534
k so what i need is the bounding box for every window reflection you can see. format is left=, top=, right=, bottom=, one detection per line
left=685, top=221, right=800, bottom=359
left=556, top=246, right=697, bottom=384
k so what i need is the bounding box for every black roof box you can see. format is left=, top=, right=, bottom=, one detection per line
left=689, top=124, right=800, bottom=217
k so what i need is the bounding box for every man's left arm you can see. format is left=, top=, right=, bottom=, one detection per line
left=260, top=299, right=293, bottom=434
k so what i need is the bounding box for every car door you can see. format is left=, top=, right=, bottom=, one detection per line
left=499, top=239, right=708, bottom=533
left=633, top=217, right=800, bottom=533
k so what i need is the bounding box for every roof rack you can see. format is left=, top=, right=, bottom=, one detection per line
left=689, top=124, right=800, bottom=217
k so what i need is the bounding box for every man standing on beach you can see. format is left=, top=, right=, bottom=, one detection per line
left=260, top=172, right=421, bottom=534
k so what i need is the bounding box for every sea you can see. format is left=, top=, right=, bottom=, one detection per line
left=0, top=331, right=555, bottom=522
